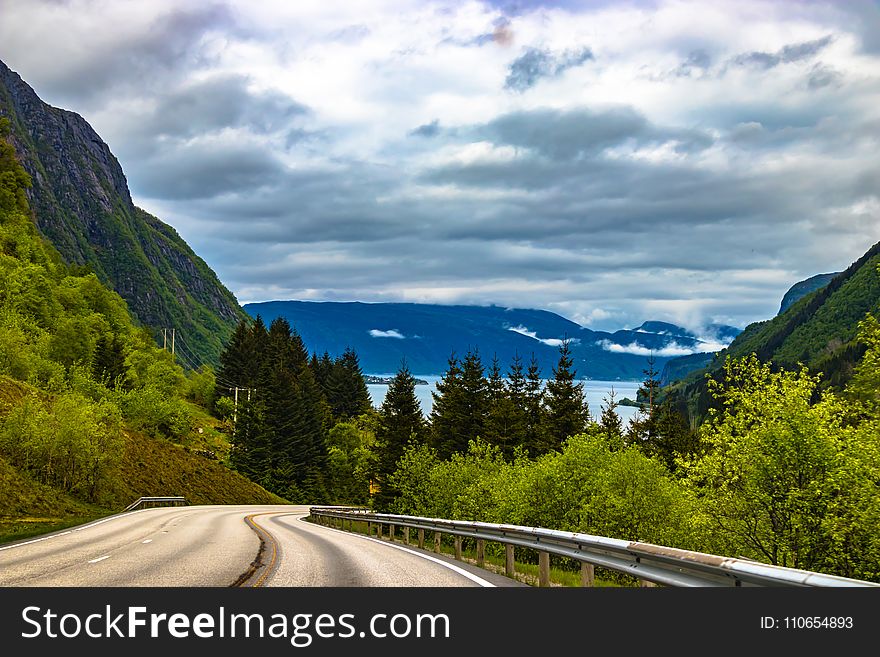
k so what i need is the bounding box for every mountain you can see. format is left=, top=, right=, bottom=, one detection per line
left=243, top=300, right=741, bottom=380
left=0, top=60, right=244, bottom=365
left=778, top=272, right=840, bottom=315
left=659, top=352, right=716, bottom=386
left=672, top=240, right=880, bottom=419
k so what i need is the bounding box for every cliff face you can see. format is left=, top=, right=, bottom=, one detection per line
left=778, top=272, right=840, bottom=316
left=0, top=59, right=244, bottom=365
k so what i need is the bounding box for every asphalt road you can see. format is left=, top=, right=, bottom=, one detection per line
left=0, top=505, right=521, bottom=587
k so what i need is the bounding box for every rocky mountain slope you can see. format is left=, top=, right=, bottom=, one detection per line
left=0, top=59, right=243, bottom=365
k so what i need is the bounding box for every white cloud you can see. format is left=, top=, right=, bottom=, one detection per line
left=508, top=325, right=579, bottom=347
left=369, top=329, right=406, bottom=339
left=597, top=338, right=730, bottom=357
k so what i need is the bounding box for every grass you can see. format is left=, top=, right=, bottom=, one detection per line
left=0, top=513, right=106, bottom=546
left=309, top=516, right=628, bottom=587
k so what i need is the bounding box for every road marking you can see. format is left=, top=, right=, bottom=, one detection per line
left=295, top=515, right=497, bottom=587
left=88, top=555, right=110, bottom=563
left=142, top=539, right=153, bottom=544
left=242, top=514, right=279, bottom=588
left=0, top=508, right=162, bottom=553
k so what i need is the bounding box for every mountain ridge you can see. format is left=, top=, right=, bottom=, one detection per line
left=244, top=299, right=741, bottom=379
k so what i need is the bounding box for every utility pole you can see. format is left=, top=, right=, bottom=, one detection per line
left=171, top=328, right=175, bottom=357
left=234, top=386, right=239, bottom=425
left=163, top=328, right=167, bottom=350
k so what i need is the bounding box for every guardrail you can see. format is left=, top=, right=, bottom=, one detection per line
left=123, top=496, right=189, bottom=512
left=309, top=507, right=879, bottom=588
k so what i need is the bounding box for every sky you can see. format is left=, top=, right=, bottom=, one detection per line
left=0, top=0, right=878, bottom=336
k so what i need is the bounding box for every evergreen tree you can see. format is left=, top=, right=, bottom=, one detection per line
left=374, top=361, right=426, bottom=510
left=430, top=353, right=466, bottom=459
left=599, top=387, right=625, bottom=451
left=522, top=353, right=546, bottom=456
left=216, top=319, right=254, bottom=395
left=627, top=356, right=662, bottom=446
left=542, top=339, right=590, bottom=451
left=92, top=333, right=127, bottom=386
left=485, top=353, right=527, bottom=457
left=326, top=347, right=371, bottom=420
left=458, top=348, right=488, bottom=443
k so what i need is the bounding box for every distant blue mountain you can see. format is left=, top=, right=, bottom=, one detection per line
left=243, top=301, right=741, bottom=380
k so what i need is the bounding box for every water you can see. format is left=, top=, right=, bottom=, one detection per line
left=366, top=375, right=642, bottom=424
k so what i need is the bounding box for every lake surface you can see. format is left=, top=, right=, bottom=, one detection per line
left=366, top=375, right=642, bottom=424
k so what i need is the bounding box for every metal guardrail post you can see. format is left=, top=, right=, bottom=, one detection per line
left=476, top=539, right=485, bottom=567
left=505, top=545, right=516, bottom=578
left=581, top=562, right=595, bottom=587
left=454, top=536, right=462, bottom=560
left=539, top=551, right=551, bottom=587
left=434, top=532, right=441, bottom=553
left=418, top=528, right=425, bottom=549
left=404, top=527, right=410, bottom=545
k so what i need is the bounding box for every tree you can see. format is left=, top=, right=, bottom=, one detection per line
left=430, top=353, right=465, bottom=459
left=542, top=339, right=590, bottom=452
left=484, top=353, right=526, bottom=457
left=684, top=355, right=844, bottom=570
left=522, top=353, right=546, bottom=456
left=92, top=333, right=127, bottom=387
left=326, top=346, right=371, bottom=420
left=374, top=361, right=426, bottom=510
left=598, top=387, right=624, bottom=451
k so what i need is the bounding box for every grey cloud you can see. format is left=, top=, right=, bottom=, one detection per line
left=131, top=142, right=284, bottom=200
left=476, top=106, right=712, bottom=160
left=808, top=64, right=843, bottom=89
left=730, top=35, right=833, bottom=69
left=35, top=4, right=237, bottom=105
left=504, top=46, right=594, bottom=92
left=409, top=119, right=441, bottom=137
left=148, top=75, right=308, bottom=139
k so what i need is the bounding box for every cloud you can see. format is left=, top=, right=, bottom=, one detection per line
left=504, top=46, right=594, bottom=92
left=729, top=35, right=834, bottom=70
left=597, top=339, right=725, bottom=358
left=369, top=329, right=406, bottom=339
left=508, top=325, right=579, bottom=347
left=410, top=119, right=441, bottom=137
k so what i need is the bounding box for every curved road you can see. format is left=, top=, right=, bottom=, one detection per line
left=0, top=505, right=520, bottom=587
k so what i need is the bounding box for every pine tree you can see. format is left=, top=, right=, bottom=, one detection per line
left=522, top=353, right=546, bottom=456
left=92, top=333, right=127, bottom=386
left=430, top=353, right=465, bottom=459
left=458, top=348, right=488, bottom=443
left=216, top=319, right=254, bottom=396
left=542, top=339, right=590, bottom=451
left=326, top=347, right=371, bottom=420
left=598, top=387, right=625, bottom=450
left=374, top=361, right=426, bottom=510
left=627, top=355, right=662, bottom=446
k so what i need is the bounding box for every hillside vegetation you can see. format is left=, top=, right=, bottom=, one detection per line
left=0, top=118, right=282, bottom=543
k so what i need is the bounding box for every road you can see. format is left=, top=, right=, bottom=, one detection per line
left=0, top=505, right=520, bottom=587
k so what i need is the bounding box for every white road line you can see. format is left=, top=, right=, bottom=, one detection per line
left=0, top=507, right=181, bottom=553
left=289, top=515, right=497, bottom=587
left=142, top=539, right=153, bottom=544
left=88, top=555, right=110, bottom=563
